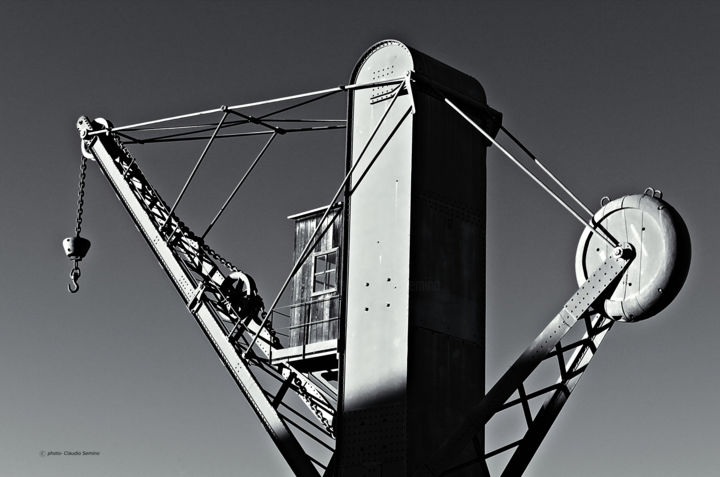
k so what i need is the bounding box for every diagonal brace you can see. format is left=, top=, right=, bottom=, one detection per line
left=424, top=244, right=635, bottom=475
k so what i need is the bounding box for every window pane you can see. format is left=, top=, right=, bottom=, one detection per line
left=312, top=250, right=340, bottom=294
left=327, top=270, right=337, bottom=290
left=313, top=277, right=324, bottom=293
left=314, top=255, right=325, bottom=273
left=326, top=251, right=337, bottom=269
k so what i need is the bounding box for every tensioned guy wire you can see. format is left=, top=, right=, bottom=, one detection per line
left=90, top=76, right=406, bottom=135
left=499, top=125, right=594, bottom=218
left=122, top=124, right=345, bottom=145
left=201, top=132, right=278, bottom=239
left=227, top=109, right=286, bottom=135
left=256, top=90, right=341, bottom=121
left=245, top=80, right=409, bottom=356
left=163, top=109, right=229, bottom=226
left=445, top=98, right=619, bottom=248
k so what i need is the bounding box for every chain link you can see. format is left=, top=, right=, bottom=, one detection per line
left=70, top=263, right=81, bottom=281
left=292, top=374, right=335, bottom=437
left=66, top=155, right=89, bottom=293
left=110, top=129, right=336, bottom=436
left=75, top=155, right=88, bottom=237
left=201, top=242, right=240, bottom=273
left=112, top=134, right=242, bottom=274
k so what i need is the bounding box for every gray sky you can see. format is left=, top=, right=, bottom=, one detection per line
left=1, top=1, right=718, bottom=475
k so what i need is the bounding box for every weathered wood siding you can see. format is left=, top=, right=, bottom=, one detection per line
left=289, top=206, right=343, bottom=347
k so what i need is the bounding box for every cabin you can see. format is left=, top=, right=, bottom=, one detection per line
left=270, top=204, right=343, bottom=374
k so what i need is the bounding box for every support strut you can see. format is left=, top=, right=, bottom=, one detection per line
left=424, top=245, right=634, bottom=476
left=77, top=116, right=332, bottom=477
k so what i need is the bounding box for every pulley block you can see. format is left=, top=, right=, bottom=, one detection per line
left=575, top=190, right=691, bottom=322
left=63, top=235, right=91, bottom=261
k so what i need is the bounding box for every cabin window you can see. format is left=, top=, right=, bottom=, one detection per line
left=312, top=248, right=338, bottom=295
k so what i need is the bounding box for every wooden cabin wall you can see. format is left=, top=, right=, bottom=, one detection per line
left=290, top=208, right=343, bottom=348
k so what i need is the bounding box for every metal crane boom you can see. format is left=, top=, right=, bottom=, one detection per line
left=77, top=116, right=333, bottom=477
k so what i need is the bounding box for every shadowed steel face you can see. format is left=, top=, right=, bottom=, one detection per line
left=575, top=192, right=691, bottom=322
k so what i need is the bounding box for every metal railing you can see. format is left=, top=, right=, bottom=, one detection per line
left=269, top=294, right=341, bottom=358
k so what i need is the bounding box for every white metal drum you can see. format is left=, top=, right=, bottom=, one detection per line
left=575, top=191, right=691, bottom=322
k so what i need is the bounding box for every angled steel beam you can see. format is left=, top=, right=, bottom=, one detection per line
left=500, top=314, right=614, bottom=476
left=423, top=245, right=634, bottom=476
left=77, top=117, right=322, bottom=477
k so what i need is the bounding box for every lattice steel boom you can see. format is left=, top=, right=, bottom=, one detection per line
left=77, top=117, right=336, bottom=477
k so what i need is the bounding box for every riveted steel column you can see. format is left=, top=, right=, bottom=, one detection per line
left=337, top=40, right=499, bottom=476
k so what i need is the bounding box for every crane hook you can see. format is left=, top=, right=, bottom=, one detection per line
left=68, top=266, right=81, bottom=294
left=63, top=237, right=89, bottom=294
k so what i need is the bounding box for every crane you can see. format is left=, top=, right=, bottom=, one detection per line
left=63, top=40, right=691, bottom=476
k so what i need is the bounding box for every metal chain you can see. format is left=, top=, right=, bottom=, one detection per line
left=111, top=134, right=242, bottom=275
left=292, top=374, right=335, bottom=437
left=66, top=155, right=89, bottom=293
left=201, top=243, right=240, bottom=273
left=75, top=155, right=88, bottom=237
left=109, top=123, right=338, bottom=436
left=167, top=218, right=241, bottom=274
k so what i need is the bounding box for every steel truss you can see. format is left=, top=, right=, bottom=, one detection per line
left=78, top=118, right=334, bottom=476
left=75, top=76, right=410, bottom=477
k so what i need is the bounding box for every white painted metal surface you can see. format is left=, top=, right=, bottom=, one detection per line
left=343, top=41, right=416, bottom=413
left=575, top=192, right=691, bottom=321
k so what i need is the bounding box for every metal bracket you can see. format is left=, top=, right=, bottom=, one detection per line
left=405, top=71, right=416, bottom=114
left=273, top=370, right=298, bottom=410
left=187, top=282, right=206, bottom=313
